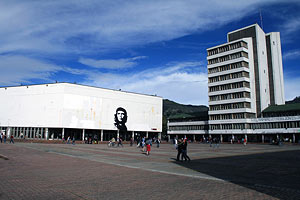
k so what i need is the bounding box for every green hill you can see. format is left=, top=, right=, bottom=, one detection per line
left=162, top=99, right=208, bottom=138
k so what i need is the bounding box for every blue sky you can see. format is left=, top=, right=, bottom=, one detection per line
left=0, top=0, right=300, bottom=105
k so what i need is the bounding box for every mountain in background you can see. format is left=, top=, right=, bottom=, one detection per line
left=163, top=99, right=208, bottom=119
left=286, top=96, right=300, bottom=104
left=162, top=99, right=208, bottom=137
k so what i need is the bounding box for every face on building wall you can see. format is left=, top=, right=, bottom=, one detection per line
left=117, top=110, right=125, bottom=122
left=114, top=107, right=127, bottom=132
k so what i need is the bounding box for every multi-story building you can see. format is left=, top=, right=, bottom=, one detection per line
left=168, top=24, right=300, bottom=143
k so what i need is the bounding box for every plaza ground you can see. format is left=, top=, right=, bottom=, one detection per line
left=0, top=142, right=300, bottom=200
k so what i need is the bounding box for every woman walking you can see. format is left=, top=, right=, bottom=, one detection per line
left=181, top=139, right=191, bottom=162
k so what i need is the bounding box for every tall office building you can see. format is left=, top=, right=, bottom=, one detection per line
left=207, top=24, right=285, bottom=131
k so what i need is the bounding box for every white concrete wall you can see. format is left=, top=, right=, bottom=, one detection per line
left=0, top=83, right=162, bottom=132
left=245, top=37, right=257, bottom=114
left=256, top=25, right=271, bottom=112
left=267, top=32, right=285, bottom=105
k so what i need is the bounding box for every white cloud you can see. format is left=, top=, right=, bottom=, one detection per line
left=82, top=61, right=208, bottom=105
left=283, top=49, right=300, bottom=60
left=79, top=56, right=147, bottom=69
left=0, top=55, right=62, bottom=85
left=284, top=76, right=300, bottom=101
left=0, top=0, right=284, bottom=54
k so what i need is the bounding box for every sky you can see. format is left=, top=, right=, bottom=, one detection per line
left=0, top=0, right=300, bottom=106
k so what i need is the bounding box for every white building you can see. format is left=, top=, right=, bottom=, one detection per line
left=168, top=24, right=300, bottom=143
left=0, top=83, right=162, bottom=141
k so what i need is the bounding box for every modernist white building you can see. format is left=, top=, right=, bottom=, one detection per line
left=0, top=83, right=162, bottom=141
left=168, top=24, right=300, bottom=143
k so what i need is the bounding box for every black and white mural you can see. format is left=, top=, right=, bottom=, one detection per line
left=114, top=107, right=127, bottom=132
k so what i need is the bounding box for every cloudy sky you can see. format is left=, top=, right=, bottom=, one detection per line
left=0, top=0, right=300, bottom=105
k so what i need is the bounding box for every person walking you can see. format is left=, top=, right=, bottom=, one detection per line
left=3, top=134, right=6, bottom=143
left=181, top=139, right=191, bottom=162
left=146, top=142, right=151, bottom=156
left=176, top=139, right=183, bottom=161
left=0, top=132, right=2, bottom=143
left=72, top=136, right=75, bottom=145
left=156, top=138, right=160, bottom=148
left=67, top=136, right=70, bottom=144
left=10, top=135, right=14, bottom=144
left=117, top=137, right=123, bottom=147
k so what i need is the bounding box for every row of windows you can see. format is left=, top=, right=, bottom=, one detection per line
left=209, top=92, right=251, bottom=101
left=208, top=62, right=249, bottom=74
left=208, top=51, right=248, bottom=65
left=209, top=71, right=249, bottom=83
left=210, top=123, right=246, bottom=130
left=209, top=81, right=250, bottom=92
left=209, top=113, right=256, bottom=120
left=209, top=121, right=300, bottom=130
left=210, top=102, right=251, bottom=111
left=169, top=125, right=208, bottom=131
left=169, top=121, right=300, bottom=131
left=250, top=121, right=300, bottom=129
left=207, top=41, right=248, bottom=56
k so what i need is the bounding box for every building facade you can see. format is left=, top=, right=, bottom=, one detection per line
left=168, top=24, right=300, bottom=143
left=0, top=83, right=162, bottom=142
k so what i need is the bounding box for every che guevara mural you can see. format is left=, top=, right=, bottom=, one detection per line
left=114, top=107, right=127, bottom=133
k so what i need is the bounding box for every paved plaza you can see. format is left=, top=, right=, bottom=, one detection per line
left=1, top=142, right=300, bottom=200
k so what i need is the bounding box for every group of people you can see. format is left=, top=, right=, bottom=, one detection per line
left=175, top=138, right=191, bottom=162
left=108, top=137, right=123, bottom=147
left=0, top=132, right=14, bottom=144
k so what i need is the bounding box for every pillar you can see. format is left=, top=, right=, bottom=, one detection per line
left=262, top=134, right=264, bottom=143
left=82, top=129, right=85, bottom=141
left=26, top=127, right=29, bottom=138
left=158, top=132, right=161, bottom=140
left=33, top=128, right=36, bottom=139
left=30, top=127, right=33, bottom=138
left=41, top=128, right=44, bottom=139
left=293, top=134, right=295, bottom=143
left=6, top=127, right=11, bottom=138
left=45, top=128, right=49, bottom=140
left=62, top=128, right=65, bottom=140
left=101, top=130, right=104, bottom=142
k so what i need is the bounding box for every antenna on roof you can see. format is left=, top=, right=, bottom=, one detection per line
left=259, top=9, right=264, bottom=30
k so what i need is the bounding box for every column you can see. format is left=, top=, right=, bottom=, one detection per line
left=293, top=134, right=295, bottom=143
left=82, top=129, right=85, bottom=141
left=101, top=130, right=104, bottom=142
left=26, top=127, right=29, bottom=138
left=220, top=134, right=223, bottom=143
left=262, top=134, right=264, bottom=143
left=33, top=128, right=36, bottom=139
left=132, top=131, right=134, bottom=140
left=30, top=127, right=33, bottom=138
left=6, top=127, right=11, bottom=138
left=62, top=128, right=65, bottom=140
left=45, top=128, right=49, bottom=140
left=41, top=128, right=44, bottom=139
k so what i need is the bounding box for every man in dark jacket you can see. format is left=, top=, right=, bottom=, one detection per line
left=176, top=139, right=183, bottom=161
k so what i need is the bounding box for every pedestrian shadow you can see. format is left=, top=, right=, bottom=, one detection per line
left=173, top=150, right=300, bottom=200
